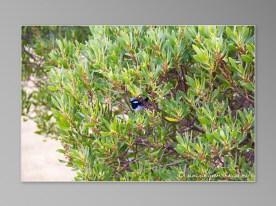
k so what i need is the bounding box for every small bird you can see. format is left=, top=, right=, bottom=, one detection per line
left=130, top=97, right=149, bottom=111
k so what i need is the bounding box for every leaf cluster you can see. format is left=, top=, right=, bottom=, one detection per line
left=22, top=26, right=255, bottom=181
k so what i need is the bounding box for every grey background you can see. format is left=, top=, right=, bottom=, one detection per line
left=0, top=0, right=275, bottom=205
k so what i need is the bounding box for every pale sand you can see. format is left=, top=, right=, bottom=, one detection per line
left=21, top=118, right=76, bottom=182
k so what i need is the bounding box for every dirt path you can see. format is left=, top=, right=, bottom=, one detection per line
left=21, top=119, right=75, bottom=182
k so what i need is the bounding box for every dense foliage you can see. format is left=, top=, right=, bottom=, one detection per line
left=22, top=26, right=255, bottom=181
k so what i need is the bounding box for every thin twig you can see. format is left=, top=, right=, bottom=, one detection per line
left=164, top=160, right=185, bottom=167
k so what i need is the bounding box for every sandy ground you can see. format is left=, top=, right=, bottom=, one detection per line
left=21, top=118, right=75, bottom=182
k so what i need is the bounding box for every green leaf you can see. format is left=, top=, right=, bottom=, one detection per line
left=176, top=134, right=184, bottom=144
left=176, top=144, right=185, bottom=154
left=241, top=54, right=253, bottom=64
left=164, top=116, right=180, bottom=123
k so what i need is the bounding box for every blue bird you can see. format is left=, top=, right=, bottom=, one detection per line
left=130, top=97, right=149, bottom=111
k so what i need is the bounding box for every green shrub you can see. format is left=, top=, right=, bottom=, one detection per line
left=21, top=26, right=90, bottom=135
left=22, top=26, right=255, bottom=181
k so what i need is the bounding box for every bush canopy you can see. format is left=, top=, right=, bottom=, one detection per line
left=22, top=25, right=255, bottom=181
